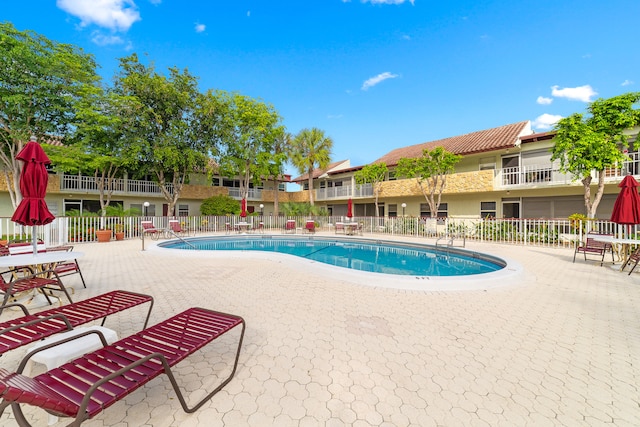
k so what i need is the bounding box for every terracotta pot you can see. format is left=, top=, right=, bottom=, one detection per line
left=115, top=232, right=125, bottom=241
left=96, top=229, right=112, bottom=243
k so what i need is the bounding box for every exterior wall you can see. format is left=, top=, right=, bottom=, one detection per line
left=378, top=170, right=495, bottom=198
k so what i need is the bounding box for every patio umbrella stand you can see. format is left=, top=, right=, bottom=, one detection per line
left=11, top=136, right=55, bottom=254
left=610, top=174, right=640, bottom=238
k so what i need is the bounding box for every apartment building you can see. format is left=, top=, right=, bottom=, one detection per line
left=1, top=120, right=637, bottom=220
left=292, top=121, right=640, bottom=220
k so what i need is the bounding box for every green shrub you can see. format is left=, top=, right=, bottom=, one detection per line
left=200, top=195, right=240, bottom=216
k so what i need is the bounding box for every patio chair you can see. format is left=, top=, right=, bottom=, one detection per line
left=335, top=223, right=345, bottom=234
left=621, top=247, right=640, bottom=275
left=0, top=290, right=153, bottom=355
left=0, top=269, right=73, bottom=315
left=46, top=245, right=86, bottom=288
left=0, top=307, right=245, bottom=426
left=305, top=220, right=316, bottom=234
left=168, top=219, right=189, bottom=237
left=254, top=222, right=264, bottom=234
left=284, top=220, right=296, bottom=234
left=573, top=232, right=615, bottom=266
left=141, top=220, right=162, bottom=240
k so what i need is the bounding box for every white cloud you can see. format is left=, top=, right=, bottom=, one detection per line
left=622, top=79, right=634, bottom=86
left=532, top=113, right=563, bottom=130
left=537, top=96, right=553, bottom=105
left=195, top=23, right=206, bottom=33
left=57, top=0, right=141, bottom=32
left=361, top=72, right=399, bottom=90
left=91, top=31, right=124, bottom=46
left=551, top=85, right=597, bottom=102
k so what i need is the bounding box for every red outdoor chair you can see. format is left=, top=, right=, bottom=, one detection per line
left=141, top=220, right=162, bottom=240
left=46, top=245, right=86, bottom=288
left=573, top=232, right=615, bottom=266
left=0, top=307, right=245, bottom=426
left=168, top=220, right=189, bottom=237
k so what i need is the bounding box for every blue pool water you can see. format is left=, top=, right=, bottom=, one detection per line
left=159, top=236, right=505, bottom=277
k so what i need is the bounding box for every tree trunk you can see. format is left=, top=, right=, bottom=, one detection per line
left=272, top=178, right=280, bottom=216
left=307, top=172, right=314, bottom=205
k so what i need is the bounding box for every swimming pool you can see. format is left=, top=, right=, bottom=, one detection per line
left=158, top=235, right=505, bottom=277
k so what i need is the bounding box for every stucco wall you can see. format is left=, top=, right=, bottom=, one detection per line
left=378, top=170, right=495, bottom=197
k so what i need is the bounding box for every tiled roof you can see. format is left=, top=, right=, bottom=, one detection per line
left=373, top=121, right=531, bottom=166
left=292, top=160, right=350, bottom=182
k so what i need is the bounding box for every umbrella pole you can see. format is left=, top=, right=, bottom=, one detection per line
left=32, top=225, right=38, bottom=255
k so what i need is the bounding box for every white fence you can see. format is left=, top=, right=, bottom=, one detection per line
left=0, top=215, right=633, bottom=249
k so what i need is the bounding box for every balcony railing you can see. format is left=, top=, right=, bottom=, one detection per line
left=316, top=184, right=373, bottom=200
left=497, top=152, right=640, bottom=188
left=227, top=188, right=263, bottom=200
left=60, top=175, right=174, bottom=195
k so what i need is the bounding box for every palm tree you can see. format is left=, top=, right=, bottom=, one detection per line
left=289, top=128, right=333, bottom=205
left=271, top=131, right=291, bottom=216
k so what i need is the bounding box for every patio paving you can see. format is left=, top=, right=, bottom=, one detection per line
left=1, top=232, right=639, bottom=426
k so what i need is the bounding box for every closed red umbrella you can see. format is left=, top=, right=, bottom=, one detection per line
left=240, top=198, right=247, bottom=218
left=610, top=175, right=640, bottom=226
left=11, top=136, right=55, bottom=253
left=347, top=198, right=353, bottom=218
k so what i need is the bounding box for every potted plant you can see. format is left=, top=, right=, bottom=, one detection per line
left=95, top=228, right=112, bottom=242
left=105, top=204, right=140, bottom=242
left=114, top=223, right=125, bottom=241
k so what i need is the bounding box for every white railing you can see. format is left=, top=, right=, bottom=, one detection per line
left=227, top=188, right=263, bottom=200
left=61, top=175, right=174, bottom=195
left=497, top=153, right=640, bottom=188
left=316, top=184, right=373, bottom=200
left=0, top=215, right=632, bottom=249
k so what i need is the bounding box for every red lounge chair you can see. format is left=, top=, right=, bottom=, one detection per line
left=168, top=220, right=189, bottom=237
left=0, top=269, right=73, bottom=315
left=0, top=307, right=245, bottom=426
left=141, top=220, right=162, bottom=240
left=284, top=220, right=296, bottom=234
left=0, top=290, right=153, bottom=355
left=573, top=232, right=614, bottom=266
left=305, top=220, right=316, bottom=234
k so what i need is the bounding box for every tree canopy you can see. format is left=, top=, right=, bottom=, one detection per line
left=551, top=92, right=640, bottom=218
left=213, top=90, right=284, bottom=201
left=289, top=128, right=333, bottom=205
left=0, top=22, right=99, bottom=209
left=395, top=147, right=461, bottom=217
left=113, top=54, right=216, bottom=216
left=354, top=163, right=388, bottom=217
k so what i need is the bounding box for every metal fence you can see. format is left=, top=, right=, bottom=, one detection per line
left=0, top=215, right=633, bottom=249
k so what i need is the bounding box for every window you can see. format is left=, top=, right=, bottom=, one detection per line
left=388, top=171, right=397, bottom=181
left=420, top=203, right=430, bottom=217
left=178, top=204, right=189, bottom=216
left=480, top=201, right=496, bottom=218
left=423, top=203, right=448, bottom=218
left=388, top=204, right=397, bottom=217
left=479, top=156, right=496, bottom=171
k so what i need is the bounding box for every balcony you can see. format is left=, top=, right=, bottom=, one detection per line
left=316, top=184, right=373, bottom=201
left=227, top=187, right=263, bottom=200
left=60, top=175, right=174, bottom=195
left=496, top=152, right=640, bottom=189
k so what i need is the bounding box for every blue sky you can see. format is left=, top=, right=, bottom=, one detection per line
left=3, top=0, right=639, bottom=178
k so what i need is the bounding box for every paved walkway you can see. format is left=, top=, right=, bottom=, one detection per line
left=2, top=233, right=639, bottom=426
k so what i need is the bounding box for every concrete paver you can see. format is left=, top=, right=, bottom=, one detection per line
left=1, top=232, right=639, bottom=426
